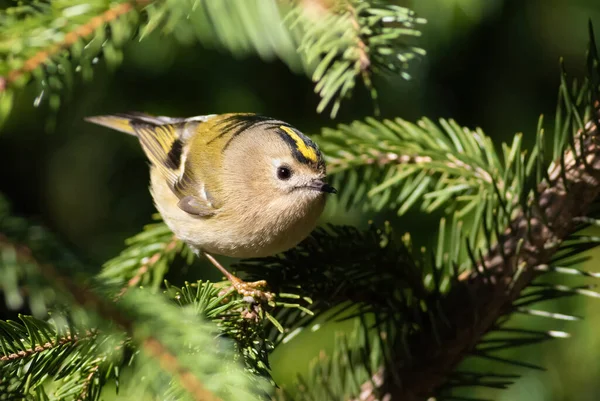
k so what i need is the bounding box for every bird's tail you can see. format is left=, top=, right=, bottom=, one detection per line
left=85, top=114, right=145, bottom=136
left=85, top=113, right=184, bottom=187
left=85, top=112, right=190, bottom=135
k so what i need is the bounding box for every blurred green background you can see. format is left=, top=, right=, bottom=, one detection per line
left=2, top=0, right=600, bottom=399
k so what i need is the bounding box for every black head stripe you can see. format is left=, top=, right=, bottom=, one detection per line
left=212, top=114, right=324, bottom=168
left=211, top=114, right=275, bottom=149
left=275, top=129, right=323, bottom=166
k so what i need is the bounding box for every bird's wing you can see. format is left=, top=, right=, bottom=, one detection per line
left=85, top=113, right=219, bottom=217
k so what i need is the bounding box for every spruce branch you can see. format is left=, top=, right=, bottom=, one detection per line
left=237, top=223, right=425, bottom=340
left=76, top=363, right=101, bottom=401
left=0, top=232, right=131, bottom=330
left=0, top=1, right=424, bottom=126
left=0, top=1, right=144, bottom=128
left=141, top=336, right=222, bottom=401
left=320, top=116, right=524, bottom=223
left=317, top=76, right=590, bottom=270
left=165, top=280, right=275, bottom=381
left=366, top=105, right=600, bottom=399
left=264, top=96, right=598, bottom=401
left=120, top=235, right=178, bottom=294
left=346, top=3, right=370, bottom=73
left=289, top=0, right=425, bottom=117
left=263, top=32, right=600, bottom=400
left=0, top=204, right=265, bottom=401
left=273, top=319, right=391, bottom=401
left=0, top=325, right=92, bottom=363
left=0, top=1, right=146, bottom=93
left=0, top=271, right=118, bottom=401
left=0, top=315, right=109, bottom=400
left=100, top=218, right=189, bottom=295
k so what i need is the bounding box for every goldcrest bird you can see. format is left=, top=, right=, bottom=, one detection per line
left=85, top=112, right=336, bottom=300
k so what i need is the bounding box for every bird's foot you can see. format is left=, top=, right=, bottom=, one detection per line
left=230, top=278, right=274, bottom=303
left=202, top=251, right=274, bottom=303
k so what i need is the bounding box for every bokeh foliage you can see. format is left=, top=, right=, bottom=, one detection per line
left=2, top=1, right=600, bottom=401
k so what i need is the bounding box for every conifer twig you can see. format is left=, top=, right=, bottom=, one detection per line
left=143, top=337, right=222, bottom=401
left=76, top=363, right=101, bottom=401
left=0, top=333, right=88, bottom=362
left=299, top=0, right=334, bottom=18
left=367, top=103, right=600, bottom=400
left=0, top=1, right=147, bottom=93
left=0, top=234, right=219, bottom=401
left=347, top=3, right=370, bottom=72
left=116, top=234, right=178, bottom=298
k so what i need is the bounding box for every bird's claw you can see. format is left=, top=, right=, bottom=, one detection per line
left=231, top=279, right=274, bottom=303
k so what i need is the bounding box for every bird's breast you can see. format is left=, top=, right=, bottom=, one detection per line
left=150, top=169, right=325, bottom=258
left=195, top=195, right=325, bottom=258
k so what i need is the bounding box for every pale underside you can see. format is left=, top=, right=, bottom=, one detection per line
left=150, top=166, right=326, bottom=258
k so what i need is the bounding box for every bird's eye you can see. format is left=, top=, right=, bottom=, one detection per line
left=277, top=166, right=292, bottom=180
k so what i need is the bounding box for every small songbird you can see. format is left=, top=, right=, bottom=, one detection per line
left=85, top=112, right=336, bottom=300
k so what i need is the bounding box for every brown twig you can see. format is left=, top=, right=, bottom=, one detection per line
left=0, top=235, right=219, bottom=401
left=346, top=3, right=370, bottom=71
left=298, top=0, right=336, bottom=18
left=0, top=333, right=84, bottom=362
left=116, top=235, right=178, bottom=299
left=356, top=103, right=600, bottom=401
left=143, top=337, right=221, bottom=401
left=76, top=363, right=100, bottom=401
left=0, top=1, right=147, bottom=93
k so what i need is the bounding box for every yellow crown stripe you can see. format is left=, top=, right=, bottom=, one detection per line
left=279, top=125, right=318, bottom=163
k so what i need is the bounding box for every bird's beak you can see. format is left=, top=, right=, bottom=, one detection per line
left=307, top=179, right=337, bottom=194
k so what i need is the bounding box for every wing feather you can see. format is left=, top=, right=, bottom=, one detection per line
left=134, top=123, right=182, bottom=190
left=85, top=113, right=217, bottom=209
